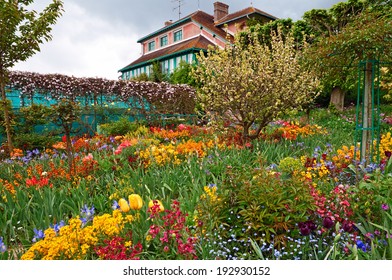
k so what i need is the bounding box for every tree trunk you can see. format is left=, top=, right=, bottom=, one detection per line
left=361, top=61, right=373, bottom=165
left=0, top=79, right=14, bottom=155
left=65, top=128, right=74, bottom=175
left=329, top=86, right=345, bottom=111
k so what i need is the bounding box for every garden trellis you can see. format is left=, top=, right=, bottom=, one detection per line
left=7, top=71, right=196, bottom=114
left=353, top=59, right=392, bottom=165
left=1, top=71, right=197, bottom=141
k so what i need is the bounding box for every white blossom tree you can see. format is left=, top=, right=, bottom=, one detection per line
left=193, top=29, right=320, bottom=140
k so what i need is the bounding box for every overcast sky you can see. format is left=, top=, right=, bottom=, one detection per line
left=12, top=0, right=344, bottom=80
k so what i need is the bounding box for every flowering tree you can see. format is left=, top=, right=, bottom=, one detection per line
left=192, top=29, right=319, bottom=140
left=7, top=71, right=196, bottom=116
left=0, top=0, right=64, bottom=154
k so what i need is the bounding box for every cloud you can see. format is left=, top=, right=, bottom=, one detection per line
left=12, top=0, right=344, bottom=80
left=14, top=1, right=141, bottom=79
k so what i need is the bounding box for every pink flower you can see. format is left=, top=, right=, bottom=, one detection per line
left=178, top=124, right=186, bottom=131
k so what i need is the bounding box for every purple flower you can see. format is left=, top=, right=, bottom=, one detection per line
left=298, top=220, right=316, bottom=236
left=32, top=229, right=45, bottom=243
left=112, top=200, right=120, bottom=210
left=0, top=237, right=7, bottom=253
left=342, top=220, right=354, bottom=233
left=382, top=204, right=389, bottom=211
left=80, top=204, right=95, bottom=226
left=298, top=223, right=311, bottom=236
left=322, top=217, right=334, bottom=229
left=306, top=220, right=317, bottom=231
left=51, top=220, right=65, bottom=233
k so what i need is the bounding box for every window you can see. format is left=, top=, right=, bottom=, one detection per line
left=174, top=30, right=182, bottom=42
left=148, top=41, right=155, bottom=51
left=160, top=35, right=168, bottom=47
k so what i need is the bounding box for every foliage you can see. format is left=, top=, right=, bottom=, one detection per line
left=8, top=71, right=196, bottom=115
left=18, top=104, right=52, bottom=134
left=169, top=61, right=197, bottom=86
left=13, top=133, right=57, bottom=151
left=349, top=157, right=392, bottom=223
left=303, top=1, right=392, bottom=94
left=99, top=117, right=140, bottom=136
left=193, top=28, right=319, bottom=140
left=49, top=99, right=82, bottom=174
left=381, top=66, right=392, bottom=102
left=2, top=106, right=392, bottom=260
left=0, top=0, right=64, bottom=154
left=149, top=61, right=168, bottom=83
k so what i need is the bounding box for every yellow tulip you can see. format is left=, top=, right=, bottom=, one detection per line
left=148, top=199, right=164, bottom=212
left=118, top=198, right=130, bottom=213
left=128, top=194, right=143, bottom=210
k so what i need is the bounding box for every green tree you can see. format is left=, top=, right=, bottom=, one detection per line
left=149, top=61, right=167, bottom=82
left=192, top=29, right=319, bottom=140
left=49, top=99, right=81, bottom=175
left=169, top=61, right=196, bottom=86
left=302, top=0, right=391, bottom=109
left=0, top=0, right=64, bottom=154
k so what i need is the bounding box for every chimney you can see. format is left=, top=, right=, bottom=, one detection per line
left=214, top=2, right=229, bottom=22
left=165, top=20, right=173, bottom=26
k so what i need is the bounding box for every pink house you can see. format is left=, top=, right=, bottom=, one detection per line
left=119, top=2, right=277, bottom=80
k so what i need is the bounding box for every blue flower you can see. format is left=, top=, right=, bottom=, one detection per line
left=356, top=240, right=369, bottom=252
left=32, top=229, right=45, bottom=243
left=112, top=200, right=120, bottom=210
left=80, top=204, right=95, bottom=226
left=0, top=237, right=7, bottom=253
left=365, top=163, right=378, bottom=173
left=51, top=220, right=65, bottom=233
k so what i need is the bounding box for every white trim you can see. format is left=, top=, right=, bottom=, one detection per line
left=191, top=19, right=229, bottom=44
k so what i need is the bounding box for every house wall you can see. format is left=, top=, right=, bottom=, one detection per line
left=140, top=22, right=204, bottom=55
left=122, top=52, right=197, bottom=80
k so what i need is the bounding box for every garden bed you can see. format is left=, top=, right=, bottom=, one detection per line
left=1, top=108, right=392, bottom=260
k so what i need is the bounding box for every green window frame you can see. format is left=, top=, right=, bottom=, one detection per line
left=160, top=35, right=168, bottom=47
left=148, top=41, right=155, bottom=51
left=174, top=30, right=182, bottom=42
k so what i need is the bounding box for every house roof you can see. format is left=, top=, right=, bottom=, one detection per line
left=137, top=10, right=230, bottom=43
left=215, top=6, right=278, bottom=26
left=119, top=35, right=214, bottom=72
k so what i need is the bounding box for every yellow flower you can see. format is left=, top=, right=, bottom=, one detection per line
left=128, top=194, right=143, bottom=210
left=118, top=198, right=130, bottom=212
left=148, top=199, right=165, bottom=212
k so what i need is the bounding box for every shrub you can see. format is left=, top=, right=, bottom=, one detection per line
left=14, top=133, right=57, bottom=151
left=201, top=165, right=316, bottom=250
left=99, top=117, right=139, bottom=136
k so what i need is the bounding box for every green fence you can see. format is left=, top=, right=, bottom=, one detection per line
left=0, top=90, right=197, bottom=145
